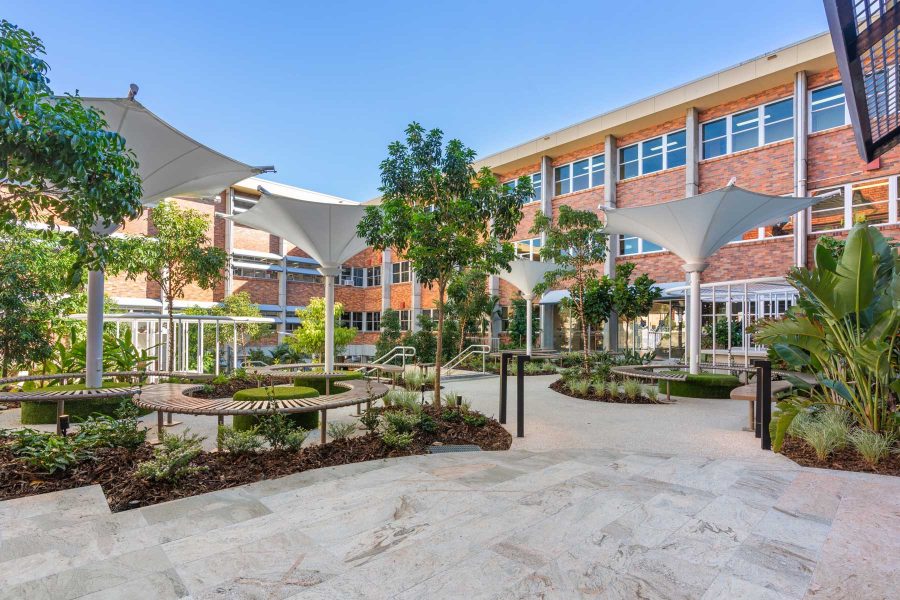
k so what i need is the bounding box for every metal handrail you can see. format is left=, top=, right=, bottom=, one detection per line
left=357, top=346, right=416, bottom=375
left=442, top=344, right=490, bottom=374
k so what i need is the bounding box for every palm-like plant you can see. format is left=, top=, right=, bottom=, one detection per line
left=755, top=223, right=899, bottom=447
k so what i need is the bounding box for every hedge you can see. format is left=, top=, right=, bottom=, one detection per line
left=293, top=371, right=362, bottom=394
left=18, top=382, right=142, bottom=424
left=232, top=385, right=319, bottom=431
left=658, top=372, right=741, bottom=399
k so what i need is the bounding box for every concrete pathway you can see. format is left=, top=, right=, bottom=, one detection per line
left=2, top=448, right=898, bottom=599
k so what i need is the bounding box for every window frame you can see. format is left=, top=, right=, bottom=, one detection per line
left=618, top=130, right=686, bottom=180
left=391, top=261, right=411, bottom=284
left=808, top=82, right=850, bottom=134
left=398, top=309, right=411, bottom=331
left=367, top=265, right=381, bottom=287
left=503, top=172, right=542, bottom=205
left=365, top=311, right=381, bottom=332
left=700, top=96, right=795, bottom=161
left=809, top=176, right=898, bottom=234
left=512, top=237, right=542, bottom=261
left=553, top=154, right=605, bottom=195
left=618, top=236, right=665, bottom=256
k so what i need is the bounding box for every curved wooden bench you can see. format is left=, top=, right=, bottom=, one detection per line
left=0, top=387, right=142, bottom=434
left=135, top=379, right=389, bottom=444
left=729, top=380, right=792, bottom=431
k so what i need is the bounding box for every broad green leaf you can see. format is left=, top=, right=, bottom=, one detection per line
left=835, top=223, right=875, bottom=317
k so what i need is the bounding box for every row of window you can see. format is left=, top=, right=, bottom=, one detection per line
left=392, top=261, right=411, bottom=283
left=339, top=266, right=382, bottom=287
left=503, top=173, right=543, bottom=205
left=811, top=178, right=896, bottom=232
left=521, top=83, right=851, bottom=195
left=340, top=311, right=382, bottom=332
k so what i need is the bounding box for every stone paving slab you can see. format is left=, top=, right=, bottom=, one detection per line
left=1, top=449, right=898, bottom=599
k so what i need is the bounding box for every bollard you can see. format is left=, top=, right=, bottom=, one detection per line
left=499, top=352, right=510, bottom=424
left=516, top=354, right=530, bottom=438
left=759, top=360, right=772, bottom=450
left=753, top=360, right=763, bottom=439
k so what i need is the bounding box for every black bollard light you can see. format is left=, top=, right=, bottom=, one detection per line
left=58, top=414, right=70, bottom=437
left=456, top=394, right=462, bottom=408
left=516, top=354, right=530, bottom=438
left=499, top=352, right=510, bottom=424
left=420, top=383, right=426, bottom=405
left=753, top=360, right=764, bottom=439
left=759, top=360, right=772, bottom=450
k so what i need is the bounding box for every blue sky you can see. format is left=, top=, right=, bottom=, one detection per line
left=5, top=1, right=828, bottom=201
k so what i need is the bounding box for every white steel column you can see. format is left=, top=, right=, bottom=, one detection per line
left=319, top=266, right=341, bottom=372
left=85, top=270, right=105, bottom=388
left=539, top=154, right=554, bottom=350
left=687, top=268, right=703, bottom=374
left=794, top=71, right=809, bottom=268
left=381, top=249, right=392, bottom=312
left=686, top=107, right=700, bottom=198
left=224, top=189, right=235, bottom=296
left=524, top=294, right=534, bottom=356
left=603, top=134, right=619, bottom=351
left=410, top=268, right=421, bottom=332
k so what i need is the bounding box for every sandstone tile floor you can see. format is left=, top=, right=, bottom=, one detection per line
left=2, top=447, right=898, bottom=599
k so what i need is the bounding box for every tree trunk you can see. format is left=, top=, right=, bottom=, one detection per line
left=577, top=286, right=590, bottom=374
left=167, top=296, right=176, bottom=372
left=433, top=280, right=446, bottom=407
left=458, top=317, right=467, bottom=356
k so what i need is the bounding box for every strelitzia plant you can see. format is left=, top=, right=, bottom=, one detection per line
left=755, top=223, right=899, bottom=450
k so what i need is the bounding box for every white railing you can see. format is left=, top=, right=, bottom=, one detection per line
left=442, top=344, right=490, bottom=375
left=358, top=346, right=416, bottom=374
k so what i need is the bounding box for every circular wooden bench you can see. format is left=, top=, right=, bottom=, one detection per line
left=729, top=380, right=792, bottom=431
left=135, top=378, right=390, bottom=444
left=0, top=387, right=142, bottom=434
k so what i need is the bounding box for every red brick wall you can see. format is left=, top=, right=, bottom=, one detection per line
left=618, top=168, right=685, bottom=208
left=232, top=278, right=279, bottom=305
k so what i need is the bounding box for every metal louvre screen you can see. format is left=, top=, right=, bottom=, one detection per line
left=825, top=0, right=900, bottom=161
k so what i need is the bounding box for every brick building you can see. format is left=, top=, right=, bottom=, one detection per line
left=108, top=32, right=899, bottom=362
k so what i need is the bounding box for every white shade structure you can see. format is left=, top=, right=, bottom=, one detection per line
left=80, top=95, right=269, bottom=387
left=229, top=186, right=368, bottom=372
left=498, top=259, right=559, bottom=356
left=600, top=184, right=836, bottom=373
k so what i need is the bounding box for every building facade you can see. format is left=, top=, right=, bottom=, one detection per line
left=107, top=33, right=900, bottom=362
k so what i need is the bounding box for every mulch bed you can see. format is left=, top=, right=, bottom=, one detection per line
left=0, top=405, right=511, bottom=512
left=188, top=374, right=294, bottom=399
left=549, top=378, right=664, bottom=404
left=779, top=436, right=900, bottom=477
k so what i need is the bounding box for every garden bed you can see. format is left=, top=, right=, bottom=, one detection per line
left=549, top=378, right=664, bottom=404
left=187, top=373, right=294, bottom=399
left=0, top=405, right=511, bottom=511
left=779, top=436, right=900, bottom=477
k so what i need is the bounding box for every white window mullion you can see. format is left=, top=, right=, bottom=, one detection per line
left=758, top=106, right=765, bottom=147
left=844, top=183, right=853, bottom=229
left=890, top=176, right=898, bottom=224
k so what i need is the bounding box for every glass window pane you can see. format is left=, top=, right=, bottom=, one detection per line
left=851, top=180, right=889, bottom=225
left=666, top=131, right=686, bottom=168
left=764, top=99, right=794, bottom=143
left=532, top=173, right=542, bottom=202
left=641, top=137, right=663, bottom=174
left=642, top=239, right=663, bottom=253
left=702, top=119, right=727, bottom=158
left=591, top=154, right=605, bottom=186
left=731, top=109, right=759, bottom=152
left=619, top=236, right=639, bottom=255
left=810, top=187, right=846, bottom=232
left=554, top=165, right=570, bottom=195
left=572, top=159, right=590, bottom=192
left=619, top=145, right=638, bottom=163
left=811, top=84, right=847, bottom=132
left=762, top=216, right=793, bottom=238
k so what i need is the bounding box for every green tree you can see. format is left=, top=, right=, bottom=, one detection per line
left=358, top=123, right=528, bottom=404
left=508, top=297, right=540, bottom=347
left=403, top=314, right=437, bottom=363
left=609, top=263, right=661, bottom=351
left=445, top=268, right=496, bottom=354
left=286, top=297, right=357, bottom=362
left=120, top=201, right=227, bottom=371
left=531, top=206, right=608, bottom=372
left=0, top=20, right=142, bottom=275
left=375, top=309, right=403, bottom=360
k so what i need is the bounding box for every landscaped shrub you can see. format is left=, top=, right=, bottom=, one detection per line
left=384, top=389, right=421, bottom=412
left=567, top=378, right=591, bottom=396
left=5, top=428, right=89, bottom=474
left=327, top=422, right=357, bottom=440
left=462, top=412, right=487, bottom=427
left=795, top=410, right=850, bottom=461
left=256, top=410, right=309, bottom=451
left=232, top=385, right=319, bottom=431
left=645, top=386, right=659, bottom=403
left=358, top=408, right=381, bottom=432
left=622, top=379, right=642, bottom=402
left=848, top=429, right=895, bottom=466
left=383, top=410, right=418, bottom=434
left=217, top=425, right=263, bottom=454
left=380, top=424, right=414, bottom=449
left=658, top=372, right=740, bottom=399
left=137, top=430, right=206, bottom=481
left=18, top=382, right=145, bottom=424
left=74, top=400, right=147, bottom=450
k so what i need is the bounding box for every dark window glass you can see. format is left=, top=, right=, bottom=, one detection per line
left=731, top=109, right=759, bottom=152
left=764, top=98, right=794, bottom=143
left=619, top=145, right=639, bottom=179
left=702, top=119, right=727, bottom=158
left=572, top=159, right=590, bottom=192
left=641, top=137, right=664, bottom=174
left=554, top=165, right=571, bottom=195
left=811, top=83, right=847, bottom=132
left=666, top=131, right=686, bottom=168
left=591, top=155, right=604, bottom=186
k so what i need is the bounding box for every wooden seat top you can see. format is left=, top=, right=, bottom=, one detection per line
left=0, top=387, right=141, bottom=403
left=729, top=380, right=792, bottom=401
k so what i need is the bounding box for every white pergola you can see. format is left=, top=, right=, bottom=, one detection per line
left=81, top=94, right=269, bottom=386
left=498, top=259, right=559, bottom=356
left=228, top=186, right=367, bottom=372
left=600, top=183, right=835, bottom=373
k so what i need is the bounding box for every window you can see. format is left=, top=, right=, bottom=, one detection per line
left=339, top=267, right=366, bottom=287
left=232, top=194, right=258, bottom=214
left=810, top=178, right=895, bottom=232
left=851, top=180, right=889, bottom=225
left=499, top=306, right=509, bottom=332
left=367, top=266, right=381, bottom=287
left=504, top=172, right=542, bottom=204
left=392, top=261, right=410, bottom=284
left=810, top=83, right=847, bottom=132
left=619, top=132, right=685, bottom=180
left=618, top=236, right=663, bottom=256
left=286, top=271, right=322, bottom=284
left=421, top=308, right=439, bottom=322
left=513, top=238, right=542, bottom=260
left=341, top=312, right=364, bottom=331
left=702, top=98, right=794, bottom=159
left=398, top=310, right=411, bottom=331
left=233, top=266, right=278, bottom=280
left=554, top=155, right=604, bottom=194
left=365, top=311, right=381, bottom=332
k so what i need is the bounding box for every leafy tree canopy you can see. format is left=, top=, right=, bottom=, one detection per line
left=508, top=297, right=540, bottom=347
left=286, top=297, right=357, bottom=362
left=358, top=122, right=530, bottom=402
left=0, top=19, right=142, bottom=275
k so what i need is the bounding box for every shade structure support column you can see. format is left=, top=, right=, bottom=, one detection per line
left=319, top=266, right=341, bottom=372
left=685, top=265, right=704, bottom=374
left=85, top=269, right=105, bottom=388
left=524, top=294, right=534, bottom=356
